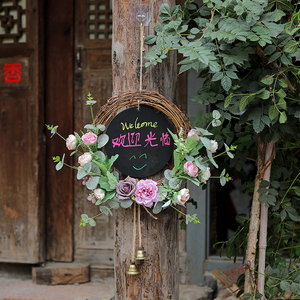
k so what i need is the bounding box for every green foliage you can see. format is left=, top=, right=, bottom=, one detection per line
left=145, top=0, right=300, bottom=136
left=146, top=0, right=300, bottom=298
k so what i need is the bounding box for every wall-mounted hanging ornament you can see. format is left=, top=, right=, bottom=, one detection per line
left=46, top=89, right=235, bottom=227
left=46, top=14, right=235, bottom=277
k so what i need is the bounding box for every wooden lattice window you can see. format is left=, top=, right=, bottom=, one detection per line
left=88, top=0, right=112, bottom=40
left=0, top=0, right=26, bottom=44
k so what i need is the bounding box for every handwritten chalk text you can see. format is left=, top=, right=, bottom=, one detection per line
left=112, top=131, right=170, bottom=148
left=121, top=118, right=158, bottom=130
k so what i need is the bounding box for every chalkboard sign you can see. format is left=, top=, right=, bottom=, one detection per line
left=105, top=105, right=173, bottom=178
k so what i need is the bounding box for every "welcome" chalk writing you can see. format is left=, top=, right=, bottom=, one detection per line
left=121, top=117, right=157, bottom=130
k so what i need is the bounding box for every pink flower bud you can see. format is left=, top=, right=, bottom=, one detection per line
left=184, top=161, right=199, bottom=178
left=174, top=188, right=190, bottom=205
left=82, top=132, right=98, bottom=146
left=94, top=188, right=105, bottom=201
left=78, top=152, right=92, bottom=167
left=200, top=167, right=211, bottom=184
left=66, top=134, right=77, bottom=150
left=87, top=194, right=96, bottom=204
left=210, top=140, right=218, bottom=153
left=187, top=129, right=200, bottom=141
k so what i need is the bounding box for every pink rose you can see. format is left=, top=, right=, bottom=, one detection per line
left=187, top=129, right=200, bottom=141
left=116, top=177, right=136, bottom=200
left=66, top=134, right=77, bottom=150
left=135, top=179, right=160, bottom=208
left=200, top=167, right=211, bottom=184
left=82, top=132, right=98, bottom=146
left=184, top=161, right=198, bottom=177
left=78, top=152, right=92, bottom=167
left=174, top=188, right=190, bottom=205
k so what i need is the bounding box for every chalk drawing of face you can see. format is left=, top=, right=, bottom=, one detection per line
left=105, top=106, right=173, bottom=178
left=129, top=153, right=148, bottom=171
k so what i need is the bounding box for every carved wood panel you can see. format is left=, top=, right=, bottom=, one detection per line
left=87, top=0, right=112, bottom=40
left=0, top=0, right=27, bottom=44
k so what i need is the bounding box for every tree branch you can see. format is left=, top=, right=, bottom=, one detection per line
left=254, top=46, right=296, bottom=95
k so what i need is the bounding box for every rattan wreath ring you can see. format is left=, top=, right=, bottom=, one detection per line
left=95, top=91, right=191, bottom=137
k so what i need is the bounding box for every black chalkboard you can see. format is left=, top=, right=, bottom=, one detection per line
left=105, top=105, right=173, bottom=178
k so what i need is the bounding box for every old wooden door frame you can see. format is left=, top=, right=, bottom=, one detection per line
left=45, top=0, right=74, bottom=262
left=186, top=70, right=242, bottom=285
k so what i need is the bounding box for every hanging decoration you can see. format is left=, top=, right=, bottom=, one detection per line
left=46, top=92, right=234, bottom=225
left=46, top=18, right=236, bottom=276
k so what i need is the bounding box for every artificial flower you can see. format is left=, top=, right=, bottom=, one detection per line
left=78, top=152, right=92, bottom=167
left=94, top=188, right=105, bottom=200
left=66, top=134, right=77, bottom=150
left=87, top=193, right=96, bottom=204
left=187, top=129, right=200, bottom=141
left=174, top=188, right=190, bottom=205
left=200, top=167, right=211, bottom=184
left=116, top=177, right=136, bottom=200
left=82, top=175, right=93, bottom=186
left=184, top=161, right=198, bottom=178
left=210, top=140, right=218, bottom=153
left=135, top=179, right=160, bottom=208
left=82, top=132, right=98, bottom=146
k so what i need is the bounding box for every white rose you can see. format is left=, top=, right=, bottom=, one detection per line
left=78, top=152, right=92, bottom=167
left=210, top=140, right=218, bottom=153
left=174, top=188, right=190, bottom=205
left=200, top=167, right=211, bottom=184
left=94, top=188, right=105, bottom=200
left=66, top=134, right=77, bottom=150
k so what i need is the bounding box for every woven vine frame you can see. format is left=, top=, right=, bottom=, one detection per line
left=95, top=91, right=191, bottom=137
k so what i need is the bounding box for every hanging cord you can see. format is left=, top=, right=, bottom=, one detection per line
left=138, top=204, right=142, bottom=248
left=138, top=22, right=144, bottom=110
left=143, top=205, right=158, bottom=220
left=131, top=202, right=137, bottom=262
left=139, top=22, right=144, bottom=92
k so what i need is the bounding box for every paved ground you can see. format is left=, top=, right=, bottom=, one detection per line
left=0, top=278, right=114, bottom=300
left=0, top=277, right=215, bottom=300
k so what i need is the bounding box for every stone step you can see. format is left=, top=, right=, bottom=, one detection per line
left=89, top=264, right=114, bottom=282
left=32, top=262, right=89, bottom=285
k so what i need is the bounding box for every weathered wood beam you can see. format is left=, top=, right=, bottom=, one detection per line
left=112, top=0, right=178, bottom=299
left=32, top=263, right=89, bottom=285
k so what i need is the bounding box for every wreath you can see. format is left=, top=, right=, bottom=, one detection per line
left=46, top=92, right=235, bottom=228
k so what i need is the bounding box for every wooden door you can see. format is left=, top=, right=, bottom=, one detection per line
left=0, top=0, right=45, bottom=263
left=74, top=0, right=114, bottom=267
left=44, top=0, right=74, bottom=262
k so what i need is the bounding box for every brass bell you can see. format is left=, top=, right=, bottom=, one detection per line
left=135, top=247, right=147, bottom=260
left=126, top=262, right=139, bottom=275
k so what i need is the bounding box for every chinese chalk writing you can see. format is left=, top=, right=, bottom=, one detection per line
left=112, top=131, right=170, bottom=148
